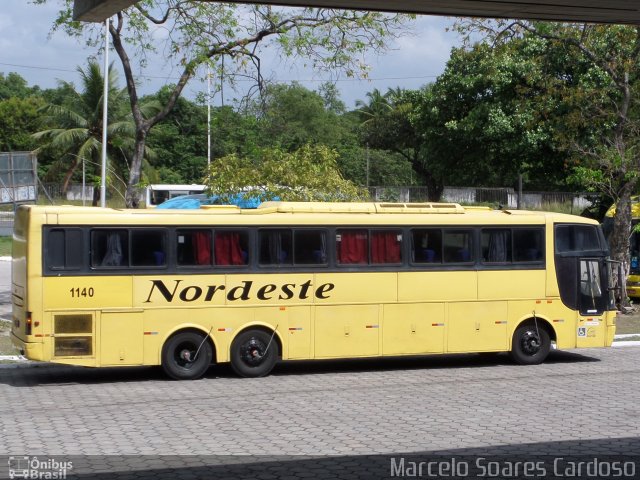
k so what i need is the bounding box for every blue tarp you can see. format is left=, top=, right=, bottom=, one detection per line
left=156, top=193, right=265, bottom=209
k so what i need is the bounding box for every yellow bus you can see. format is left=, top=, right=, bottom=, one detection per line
left=604, top=197, right=640, bottom=299
left=11, top=202, right=617, bottom=380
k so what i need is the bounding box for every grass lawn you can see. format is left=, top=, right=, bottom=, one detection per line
left=615, top=311, right=640, bottom=335
left=0, top=236, right=10, bottom=257
left=0, top=320, right=15, bottom=356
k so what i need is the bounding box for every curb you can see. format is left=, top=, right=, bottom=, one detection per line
left=0, top=355, right=28, bottom=361
left=612, top=341, right=640, bottom=347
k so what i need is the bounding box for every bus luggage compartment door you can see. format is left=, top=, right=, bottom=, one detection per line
left=447, top=302, right=508, bottom=352
left=100, top=310, right=143, bottom=365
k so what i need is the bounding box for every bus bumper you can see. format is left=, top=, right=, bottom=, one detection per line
left=605, top=312, right=617, bottom=347
left=11, top=332, right=44, bottom=361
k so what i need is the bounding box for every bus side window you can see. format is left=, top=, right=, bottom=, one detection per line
left=481, top=229, right=512, bottom=263
left=259, top=230, right=293, bottom=266
left=46, top=228, right=84, bottom=270
left=294, top=230, right=327, bottom=265
left=177, top=229, right=212, bottom=266
left=371, top=230, right=402, bottom=264
left=443, top=230, right=473, bottom=263
left=91, top=230, right=129, bottom=267
left=513, top=228, right=544, bottom=262
left=412, top=229, right=442, bottom=263
left=215, top=231, right=249, bottom=266
left=131, top=230, right=167, bottom=267
left=556, top=225, right=600, bottom=252
left=337, top=230, right=368, bottom=264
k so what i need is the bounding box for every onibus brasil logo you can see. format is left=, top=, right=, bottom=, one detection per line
left=8, top=456, right=73, bottom=479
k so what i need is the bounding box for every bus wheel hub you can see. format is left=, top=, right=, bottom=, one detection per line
left=522, top=332, right=540, bottom=354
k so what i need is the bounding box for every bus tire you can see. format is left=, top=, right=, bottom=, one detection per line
left=161, top=331, right=213, bottom=380
left=509, top=322, right=550, bottom=365
left=230, top=329, right=278, bottom=378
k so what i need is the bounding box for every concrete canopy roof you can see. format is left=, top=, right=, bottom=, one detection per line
left=74, top=0, right=640, bottom=25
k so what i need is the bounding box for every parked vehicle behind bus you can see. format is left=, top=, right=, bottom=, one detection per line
left=603, top=197, right=640, bottom=298
left=144, top=184, right=206, bottom=207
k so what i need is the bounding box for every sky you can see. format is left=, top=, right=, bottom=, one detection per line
left=0, top=1, right=462, bottom=109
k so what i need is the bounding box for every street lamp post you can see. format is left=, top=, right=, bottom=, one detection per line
left=100, top=18, right=109, bottom=208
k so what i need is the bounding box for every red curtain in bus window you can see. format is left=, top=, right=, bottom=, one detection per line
left=215, top=232, right=245, bottom=265
left=371, top=232, right=401, bottom=263
left=193, top=232, right=211, bottom=265
left=338, top=231, right=368, bottom=264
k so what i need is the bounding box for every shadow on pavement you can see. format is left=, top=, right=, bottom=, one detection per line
left=0, top=349, right=599, bottom=387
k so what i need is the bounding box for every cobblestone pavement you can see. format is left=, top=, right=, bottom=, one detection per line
left=1, top=347, right=639, bottom=478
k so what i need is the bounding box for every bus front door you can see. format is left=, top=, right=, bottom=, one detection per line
left=576, top=258, right=608, bottom=348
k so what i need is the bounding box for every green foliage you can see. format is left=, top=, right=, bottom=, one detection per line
left=0, top=235, right=10, bottom=257
left=0, top=72, right=41, bottom=100
left=205, top=144, right=367, bottom=202
left=0, top=96, right=45, bottom=151
left=32, top=61, right=145, bottom=199
left=255, top=83, right=348, bottom=151
left=35, top=0, right=414, bottom=207
left=411, top=38, right=568, bottom=193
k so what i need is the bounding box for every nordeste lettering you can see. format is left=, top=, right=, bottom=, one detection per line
left=144, top=279, right=335, bottom=303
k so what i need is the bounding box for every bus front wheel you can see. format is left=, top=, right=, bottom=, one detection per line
left=510, top=323, right=551, bottom=365
left=161, top=331, right=213, bottom=380
left=230, top=329, right=278, bottom=378
left=510, top=323, right=550, bottom=365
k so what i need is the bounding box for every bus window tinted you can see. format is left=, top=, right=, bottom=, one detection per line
left=131, top=230, right=167, bottom=267
left=177, top=229, right=212, bottom=266
left=371, top=230, right=402, bottom=264
left=293, top=230, right=327, bottom=265
left=215, top=231, right=249, bottom=266
left=556, top=225, right=600, bottom=252
left=46, top=228, right=83, bottom=270
left=443, top=230, right=473, bottom=263
left=91, top=230, right=129, bottom=267
left=412, top=229, right=442, bottom=263
left=259, top=230, right=293, bottom=266
left=513, top=229, right=544, bottom=262
left=481, top=229, right=512, bottom=263
left=337, top=230, right=368, bottom=264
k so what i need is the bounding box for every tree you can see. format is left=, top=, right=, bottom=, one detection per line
left=0, top=96, right=45, bottom=151
left=411, top=38, right=571, bottom=200
left=38, top=1, right=413, bottom=207
left=0, top=72, right=41, bottom=100
left=255, top=82, right=347, bottom=151
left=455, top=20, right=640, bottom=300
left=356, top=88, right=427, bottom=194
left=205, top=144, right=367, bottom=202
left=144, top=85, right=208, bottom=184
left=33, top=61, right=143, bottom=203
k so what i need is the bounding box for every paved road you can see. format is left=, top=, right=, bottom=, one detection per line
left=1, top=346, right=640, bottom=479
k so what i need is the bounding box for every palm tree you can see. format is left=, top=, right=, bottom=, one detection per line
left=354, top=88, right=392, bottom=126
left=34, top=61, right=149, bottom=204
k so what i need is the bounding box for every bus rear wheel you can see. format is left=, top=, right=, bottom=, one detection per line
left=230, top=329, right=278, bottom=378
left=162, top=331, right=213, bottom=380
left=510, top=323, right=550, bottom=365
